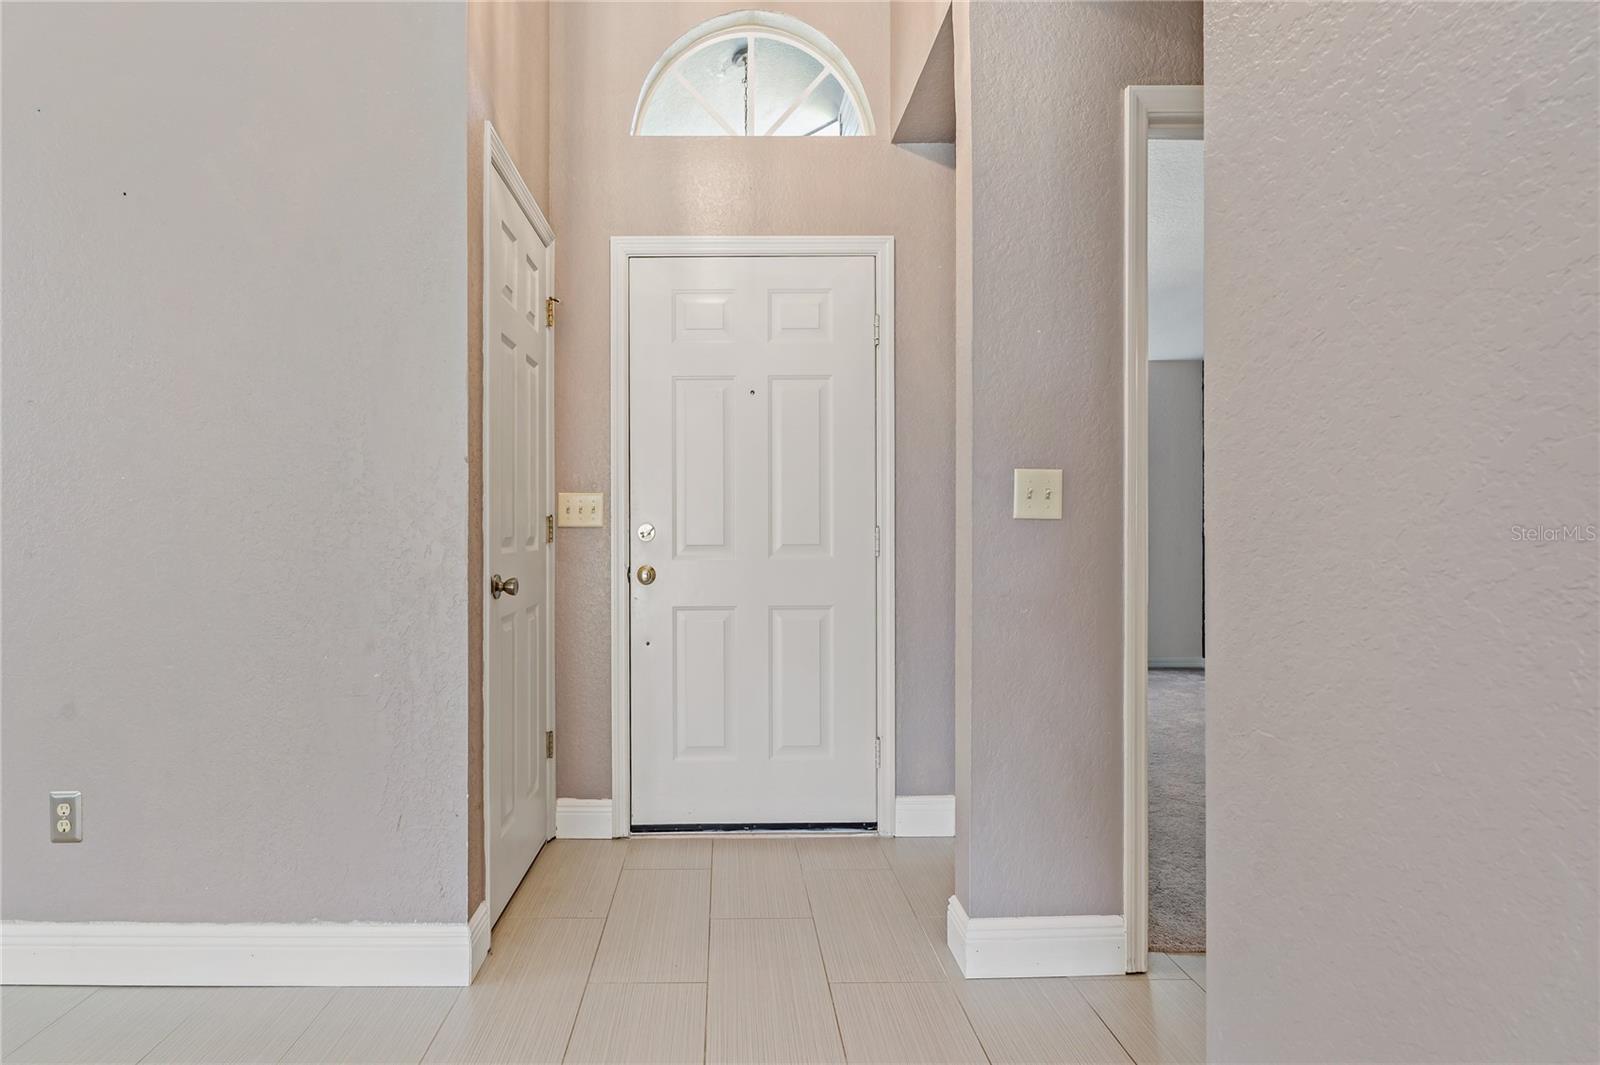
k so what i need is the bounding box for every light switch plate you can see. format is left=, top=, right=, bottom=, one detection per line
left=1013, top=469, right=1063, bottom=519
left=557, top=492, right=604, bottom=528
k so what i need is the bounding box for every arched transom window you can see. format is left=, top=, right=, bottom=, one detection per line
left=632, top=11, right=873, bottom=137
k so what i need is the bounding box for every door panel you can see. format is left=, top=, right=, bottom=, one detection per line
left=487, top=172, right=554, bottom=922
left=630, top=255, right=877, bottom=826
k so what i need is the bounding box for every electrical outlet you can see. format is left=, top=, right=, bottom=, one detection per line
left=1012, top=468, right=1063, bottom=519
left=51, top=791, right=81, bottom=843
left=557, top=492, right=604, bottom=528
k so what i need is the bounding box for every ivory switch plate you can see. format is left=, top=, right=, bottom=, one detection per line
left=558, top=492, right=604, bottom=527
left=1012, top=469, right=1063, bottom=519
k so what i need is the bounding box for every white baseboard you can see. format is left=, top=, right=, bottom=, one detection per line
left=468, top=902, right=491, bottom=978
left=894, top=795, right=955, bottom=837
left=0, top=920, right=471, bottom=986
left=946, top=896, right=1125, bottom=978
left=556, top=798, right=617, bottom=839
left=1149, top=657, right=1205, bottom=669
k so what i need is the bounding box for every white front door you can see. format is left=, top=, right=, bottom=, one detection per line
left=629, top=255, right=878, bottom=826
left=486, top=163, right=554, bottom=921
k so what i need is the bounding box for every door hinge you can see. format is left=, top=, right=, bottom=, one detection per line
left=546, top=296, right=560, bottom=328
left=875, top=737, right=882, bottom=768
left=874, top=525, right=881, bottom=558
left=546, top=514, right=554, bottom=544
left=873, top=313, right=880, bottom=349
left=545, top=730, right=554, bottom=758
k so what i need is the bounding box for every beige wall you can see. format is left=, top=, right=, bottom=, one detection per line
left=549, top=1, right=957, bottom=801
left=467, top=0, right=550, bottom=914
left=954, top=0, right=1202, bottom=917
left=2, top=0, right=468, bottom=922
left=890, top=1, right=953, bottom=142
left=1206, top=2, right=1598, bottom=1060
left=550, top=0, right=953, bottom=799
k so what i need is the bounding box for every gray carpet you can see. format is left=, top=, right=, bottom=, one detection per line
left=1148, top=668, right=1205, bottom=953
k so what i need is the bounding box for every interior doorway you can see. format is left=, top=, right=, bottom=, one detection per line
left=482, top=123, right=557, bottom=923
left=1122, top=86, right=1204, bottom=972
left=608, top=237, right=897, bottom=834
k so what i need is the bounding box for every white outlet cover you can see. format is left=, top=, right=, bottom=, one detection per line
left=1012, top=469, right=1063, bottom=519
left=557, top=491, right=605, bottom=528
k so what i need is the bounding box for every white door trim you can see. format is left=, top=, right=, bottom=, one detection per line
left=610, top=235, right=896, bottom=838
left=1122, top=86, right=1203, bottom=974
left=481, top=120, right=556, bottom=918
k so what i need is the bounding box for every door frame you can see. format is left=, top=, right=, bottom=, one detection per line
left=608, top=235, right=896, bottom=838
left=1122, top=86, right=1204, bottom=973
left=481, top=120, right=557, bottom=918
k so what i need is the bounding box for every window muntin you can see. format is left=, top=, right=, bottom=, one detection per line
left=633, top=15, right=872, bottom=137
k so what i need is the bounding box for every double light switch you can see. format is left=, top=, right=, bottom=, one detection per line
left=1012, top=469, right=1063, bottom=520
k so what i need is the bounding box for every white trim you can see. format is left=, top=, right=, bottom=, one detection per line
left=556, top=798, right=618, bottom=839
left=1123, top=85, right=1204, bottom=976
left=482, top=121, right=558, bottom=923
left=468, top=902, right=492, bottom=978
left=1149, top=657, right=1205, bottom=670
left=945, top=897, right=1126, bottom=979
left=894, top=795, right=955, bottom=837
left=486, top=121, right=553, bottom=245
left=0, top=922, right=471, bottom=987
left=609, top=236, right=896, bottom=837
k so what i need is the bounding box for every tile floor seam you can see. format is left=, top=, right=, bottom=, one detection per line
left=801, top=870, right=852, bottom=1063
left=6, top=985, right=104, bottom=1059
left=413, top=987, right=466, bottom=1065
left=1066, top=977, right=1141, bottom=1065
left=131, top=986, right=223, bottom=1065
left=701, top=880, right=713, bottom=1064
left=559, top=907, right=614, bottom=1063
left=270, top=986, right=343, bottom=1064
left=942, top=974, right=995, bottom=1064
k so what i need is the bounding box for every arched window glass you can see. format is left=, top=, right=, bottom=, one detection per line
left=633, top=12, right=872, bottom=137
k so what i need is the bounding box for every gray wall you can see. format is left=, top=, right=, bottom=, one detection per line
left=954, top=0, right=1202, bottom=918
left=1, top=1, right=469, bottom=923
left=1207, top=3, right=1598, bottom=1060
left=1149, top=361, right=1203, bottom=662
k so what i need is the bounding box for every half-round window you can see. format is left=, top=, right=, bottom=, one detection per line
left=632, top=11, right=873, bottom=137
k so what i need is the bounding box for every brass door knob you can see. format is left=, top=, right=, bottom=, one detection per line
left=636, top=564, right=656, bottom=586
left=491, top=574, right=519, bottom=599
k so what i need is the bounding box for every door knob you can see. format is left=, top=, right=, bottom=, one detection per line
left=491, top=574, right=519, bottom=598
left=636, top=564, right=656, bottom=586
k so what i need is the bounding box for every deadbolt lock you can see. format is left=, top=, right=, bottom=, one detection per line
left=636, top=564, right=656, bottom=586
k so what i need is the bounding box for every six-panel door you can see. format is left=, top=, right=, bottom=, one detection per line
left=629, top=256, right=878, bottom=826
left=487, top=175, right=553, bottom=921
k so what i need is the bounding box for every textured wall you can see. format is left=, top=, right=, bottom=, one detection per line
left=1149, top=361, right=1203, bottom=662
left=1, top=2, right=468, bottom=922
left=890, top=1, right=954, bottom=144
left=890, top=1, right=949, bottom=134
left=466, top=0, right=550, bottom=917
left=549, top=1, right=957, bottom=801
left=1206, top=3, right=1598, bottom=1060
left=955, top=0, right=1202, bottom=917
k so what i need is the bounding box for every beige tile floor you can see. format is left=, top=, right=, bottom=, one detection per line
left=1, top=837, right=1206, bottom=1064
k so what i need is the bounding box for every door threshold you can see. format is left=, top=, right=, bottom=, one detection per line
left=631, top=822, right=877, bottom=835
